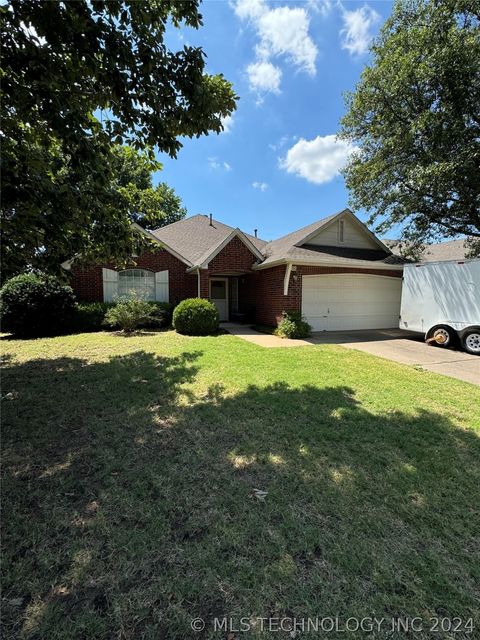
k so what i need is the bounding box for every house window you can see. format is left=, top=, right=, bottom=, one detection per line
left=102, top=268, right=169, bottom=302
left=338, top=219, right=345, bottom=243
left=118, top=269, right=155, bottom=300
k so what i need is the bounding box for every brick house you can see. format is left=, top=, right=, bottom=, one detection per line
left=67, top=208, right=406, bottom=330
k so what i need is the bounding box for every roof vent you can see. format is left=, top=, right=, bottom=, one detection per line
left=254, top=229, right=258, bottom=238
left=209, top=213, right=213, bottom=226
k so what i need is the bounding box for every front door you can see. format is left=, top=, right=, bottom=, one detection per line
left=210, top=278, right=228, bottom=321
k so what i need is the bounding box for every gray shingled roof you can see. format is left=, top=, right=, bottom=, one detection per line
left=386, top=238, right=468, bottom=262
left=150, top=210, right=407, bottom=270
left=258, top=208, right=403, bottom=268
left=151, top=214, right=267, bottom=266
left=260, top=212, right=339, bottom=265
left=422, top=239, right=468, bottom=262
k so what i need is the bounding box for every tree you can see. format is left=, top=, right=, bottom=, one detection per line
left=1, top=1, right=236, bottom=280
left=340, top=0, right=480, bottom=256
left=112, top=146, right=187, bottom=230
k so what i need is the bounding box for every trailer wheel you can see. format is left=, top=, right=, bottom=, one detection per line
left=462, top=330, right=480, bottom=355
left=427, top=325, right=456, bottom=348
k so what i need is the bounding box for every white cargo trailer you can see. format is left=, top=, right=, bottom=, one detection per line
left=399, top=259, right=480, bottom=355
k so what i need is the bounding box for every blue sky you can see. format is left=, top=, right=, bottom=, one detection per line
left=156, top=0, right=394, bottom=242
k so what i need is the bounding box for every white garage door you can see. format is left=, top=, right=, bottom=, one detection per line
left=302, top=274, right=402, bottom=331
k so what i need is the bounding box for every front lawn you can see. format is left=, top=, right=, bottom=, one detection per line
left=2, top=331, right=479, bottom=639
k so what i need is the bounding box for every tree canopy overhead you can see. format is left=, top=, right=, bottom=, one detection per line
left=340, top=0, right=480, bottom=255
left=112, top=146, right=187, bottom=231
left=1, top=0, right=236, bottom=280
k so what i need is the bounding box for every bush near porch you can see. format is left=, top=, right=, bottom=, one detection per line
left=275, top=310, right=312, bottom=339
left=173, top=297, right=219, bottom=335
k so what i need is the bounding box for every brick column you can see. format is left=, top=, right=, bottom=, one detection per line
left=199, top=269, right=209, bottom=298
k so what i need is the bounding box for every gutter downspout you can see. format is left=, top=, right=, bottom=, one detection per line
left=196, top=268, right=201, bottom=298
left=283, top=262, right=293, bottom=296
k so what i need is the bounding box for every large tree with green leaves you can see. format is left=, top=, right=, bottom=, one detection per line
left=111, top=146, right=187, bottom=230
left=1, top=0, right=236, bottom=280
left=340, top=0, right=480, bottom=255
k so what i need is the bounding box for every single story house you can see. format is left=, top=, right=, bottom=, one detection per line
left=68, top=208, right=406, bottom=330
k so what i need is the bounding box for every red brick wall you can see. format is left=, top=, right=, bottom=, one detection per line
left=70, top=236, right=259, bottom=305
left=198, top=270, right=209, bottom=298
left=70, top=237, right=402, bottom=326
left=208, top=236, right=259, bottom=274
left=70, top=265, right=104, bottom=302
left=70, top=249, right=196, bottom=304
left=197, top=236, right=260, bottom=302
left=255, top=264, right=403, bottom=326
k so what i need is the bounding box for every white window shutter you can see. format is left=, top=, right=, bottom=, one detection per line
left=102, top=268, right=118, bottom=302
left=155, top=270, right=169, bottom=302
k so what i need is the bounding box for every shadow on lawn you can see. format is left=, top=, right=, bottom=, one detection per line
left=2, top=351, right=479, bottom=639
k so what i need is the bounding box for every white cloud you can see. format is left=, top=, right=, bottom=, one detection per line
left=221, top=114, right=234, bottom=133
left=246, top=61, right=282, bottom=95
left=307, top=0, right=333, bottom=17
left=252, top=181, right=269, bottom=191
left=233, top=0, right=265, bottom=20
left=280, top=135, right=358, bottom=184
left=269, top=134, right=298, bottom=152
left=340, top=5, right=380, bottom=56
left=254, top=6, right=318, bottom=75
left=233, top=0, right=318, bottom=96
left=208, top=157, right=232, bottom=172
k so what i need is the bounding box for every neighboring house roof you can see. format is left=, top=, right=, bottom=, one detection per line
left=386, top=238, right=468, bottom=263
left=150, top=214, right=267, bottom=268
left=256, top=208, right=404, bottom=270
left=422, top=239, right=468, bottom=262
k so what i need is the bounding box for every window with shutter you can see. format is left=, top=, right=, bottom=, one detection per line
left=118, top=269, right=155, bottom=300
left=102, top=268, right=119, bottom=302
left=102, top=268, right=168, bottom=302
left=155, top=271, right=169, bottom=302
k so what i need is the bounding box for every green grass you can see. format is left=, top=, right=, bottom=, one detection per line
left=2, top=330, right=479, bottom=639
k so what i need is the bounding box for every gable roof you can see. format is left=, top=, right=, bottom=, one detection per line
left=150, top=214, right=267, bottom=268
left=256, top=208, right=404, bottom=270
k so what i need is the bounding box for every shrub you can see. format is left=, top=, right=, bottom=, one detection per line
left=104, top=296, right=157, bottom=333
left=144, top=302, right=174, bottom=329
left=173, top=298, right=219, bottom=336
left=71, top=301, right=173, bottom=333
left=71, top=302, right=115, bottom=333
left=0, top=273, right=76, bottom=337
left=275, top=310, right=311, bottom=339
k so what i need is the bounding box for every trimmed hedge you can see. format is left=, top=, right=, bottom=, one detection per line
left=0, top=273, right=76, bottom=337
left=275, top=310, right=311, bottom=339
left=173, top=298, right=219, bottom=336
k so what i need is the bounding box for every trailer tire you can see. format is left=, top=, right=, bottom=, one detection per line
left=427, top=325, right=456, bottom=348
left=462, top=329, right=480, bottom=355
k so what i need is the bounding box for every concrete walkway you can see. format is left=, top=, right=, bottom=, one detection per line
left=225, top=323, right=307, bottom=348
left=225, top=324, right=480, bottom=385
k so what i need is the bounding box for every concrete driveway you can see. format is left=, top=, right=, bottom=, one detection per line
left=226, top=324, right=479, bottom=385
left=309, top=329, right=479, bottom=386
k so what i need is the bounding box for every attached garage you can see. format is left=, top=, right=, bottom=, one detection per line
left=301, top=273, right=402, bottom=331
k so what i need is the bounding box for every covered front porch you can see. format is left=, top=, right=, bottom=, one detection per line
left=203, top=272, right=256, bottom=322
